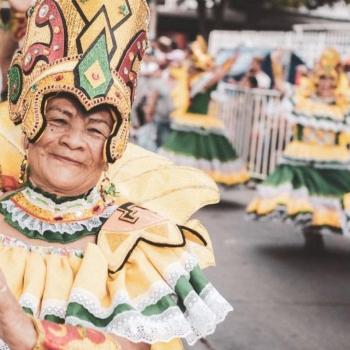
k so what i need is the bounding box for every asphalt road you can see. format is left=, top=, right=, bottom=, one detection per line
left=187, top=189, right=350, bottom=350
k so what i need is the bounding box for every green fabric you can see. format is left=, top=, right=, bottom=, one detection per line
left=187, top=85, right=216, bottom=115
left=162, top=130, right=238, bottom=162
left=45, top=315, right=65, bottom=324
left=265, top=164, right=350, bottom=198
left=22, top=307, right=33, bottom=316
left=61, top=266, right=210, bottom=327
left=190, top=266, right=209, bottom=294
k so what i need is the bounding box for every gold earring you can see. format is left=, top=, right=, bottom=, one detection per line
left=19, top=151, right=28, bottom=185
left=100, top=170, right=118, bottom=205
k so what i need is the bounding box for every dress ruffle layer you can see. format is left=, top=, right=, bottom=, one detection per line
left=247, top=164, right=350, bottom=236
left=160, top=128, right=250, bottom=186
left=0, top=206, right=232, bottom=347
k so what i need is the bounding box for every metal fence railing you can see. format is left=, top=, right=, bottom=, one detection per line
left=209, top=29, right=350, bottom=68
left=211, top=84, right=293, bottom=180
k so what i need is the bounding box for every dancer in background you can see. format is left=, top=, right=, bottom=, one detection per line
left=160, top=36, right=250, bottom=186
left=247, top=48, right=350, bottom=248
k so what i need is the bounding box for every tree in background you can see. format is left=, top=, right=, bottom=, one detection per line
left=198, top=0, right=350, bottom=38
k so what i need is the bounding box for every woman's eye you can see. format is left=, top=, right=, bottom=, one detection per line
left=49, top=118, right=68, bottom=126
left=88, top=128, right=104, bottom=136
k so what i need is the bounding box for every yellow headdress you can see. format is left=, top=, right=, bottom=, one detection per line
left=8, top=0, right=149, bottom=163
left=190, top=35, right=214, bottom=71
left=314, top=48, right=341, bottom=82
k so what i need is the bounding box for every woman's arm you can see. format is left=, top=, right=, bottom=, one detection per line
left=0, top=271, right=150, bottom=350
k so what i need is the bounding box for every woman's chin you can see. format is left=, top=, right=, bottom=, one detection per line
left=41, top=173, right=95, bottom=196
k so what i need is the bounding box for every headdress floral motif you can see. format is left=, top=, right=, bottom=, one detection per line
left=8, top=0, right=149, bottom=163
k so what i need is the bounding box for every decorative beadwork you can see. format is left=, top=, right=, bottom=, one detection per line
left=0, top=184, right=117, bottom=242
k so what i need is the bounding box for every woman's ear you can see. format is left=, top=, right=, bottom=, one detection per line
left=22, top=136, right=29, bottom=150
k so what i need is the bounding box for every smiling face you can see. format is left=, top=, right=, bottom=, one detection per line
left=27, top=94, right=115, bottom=196
left=316, top=75, right=337, bottom=100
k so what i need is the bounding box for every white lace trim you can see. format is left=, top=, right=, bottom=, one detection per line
left=0, top=340, right=9, bottom=350
left=19, top=292, right=40, bottom=317
left=159, top=149, right=247, bottom=175
left=287, top=113, right=350, bottom=132
left=21, top=187, right=102, bottom=214
left=257, top=183, right=342, bottom=208
left=280, top=156, right=350, bottom=170
left=13, top=254, right=232, bottom=345
left=65, top=284, right=232, bottom=346
left=171, top=122, right=225, bottom=135
left=0, top=234, right=84, bottom=257
left=1, top=200, right=117, bottom=235
left=40, top=299, right=68, bottom=320
left=164, top=253, right=198, bottom=288
left=25, top=283, right=232, bottom=346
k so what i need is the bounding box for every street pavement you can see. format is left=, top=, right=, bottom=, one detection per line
left=187, top=189, right=350, bottom=350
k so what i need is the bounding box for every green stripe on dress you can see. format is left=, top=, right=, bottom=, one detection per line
left=264, top=164, right=350, bottom=197
left=64, top=266, right=211, bottom=326
left=162, top=131, right=238, bottom=162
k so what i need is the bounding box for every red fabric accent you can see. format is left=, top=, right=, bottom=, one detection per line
left=1, top=176, right=19, bottom=192
left=117, top=31, right=147, bottom=102
left=23, top=0, right=66, bottom=74
left=40, top=320, right=107, bottom=349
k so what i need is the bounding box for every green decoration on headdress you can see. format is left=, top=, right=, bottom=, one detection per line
left=8, top=65, right=23, bottom=104
left=75, top=33, right=113, bottom=99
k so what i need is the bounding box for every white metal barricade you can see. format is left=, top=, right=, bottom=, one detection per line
left=211, top=84, right=293, bottom=180
left=209, top=29, right=350, bottom=68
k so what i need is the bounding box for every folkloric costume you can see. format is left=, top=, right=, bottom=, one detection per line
left=247, top=48, right=350, bottom=237
left=0, top=0, right=232, bottom=349
left=160, top=36, right=250, bottom=186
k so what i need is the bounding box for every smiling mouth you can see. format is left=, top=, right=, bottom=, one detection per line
left=50, top=153, right=83, bottom=166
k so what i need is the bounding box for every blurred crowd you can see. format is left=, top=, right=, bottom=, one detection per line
left=131, top=33, right=350, bottom=153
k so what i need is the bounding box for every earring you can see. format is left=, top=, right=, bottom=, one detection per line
left=19, top=151, right=28, bottom=185
left=100, top=170, right=118, bottom=205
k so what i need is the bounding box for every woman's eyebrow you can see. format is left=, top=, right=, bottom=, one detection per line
left=87, top=117, right=112, bottom=127
left=46, top=106, right=74, bottom=118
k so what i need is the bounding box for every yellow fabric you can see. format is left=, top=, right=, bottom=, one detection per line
left=151, top=339, right=184, bottom=350
left=247, top=196, right=341, bottom=228
left=294, top=94, right=350, bottom=120
left=171, top=113, right=224, bottom=129
left=0, top=203, right=213, bottom=350
left=109, top=143, right=220, bottom=224
left=0, top=101, right=23, bottom=179
left=283, top=141, right=350, bottom=163
left=208, top=169, right=250, bottom=186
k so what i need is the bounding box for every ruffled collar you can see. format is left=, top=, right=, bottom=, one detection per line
left=0, top=184, right=117, bottom=244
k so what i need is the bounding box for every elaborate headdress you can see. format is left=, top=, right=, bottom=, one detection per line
left=8, top=0, right=149, bottom=163
left=190, top=35, right=214, bottom=71
left=313, top=48, right=341, bottom=82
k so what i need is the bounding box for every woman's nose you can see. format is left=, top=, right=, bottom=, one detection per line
left=59, top=122, right=86, bottom=150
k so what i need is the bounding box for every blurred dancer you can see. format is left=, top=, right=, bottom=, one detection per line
left=0, top=0, right=29, bottom=98
left=160, top=36, right=250, bottom=186
left=247, top=48, right=350, bottom=247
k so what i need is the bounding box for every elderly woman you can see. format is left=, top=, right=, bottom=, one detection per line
left=0, top=0, right=232, bottom=349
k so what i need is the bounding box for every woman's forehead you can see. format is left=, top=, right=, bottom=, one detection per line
left=46, top=95, right=114, bottom=123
